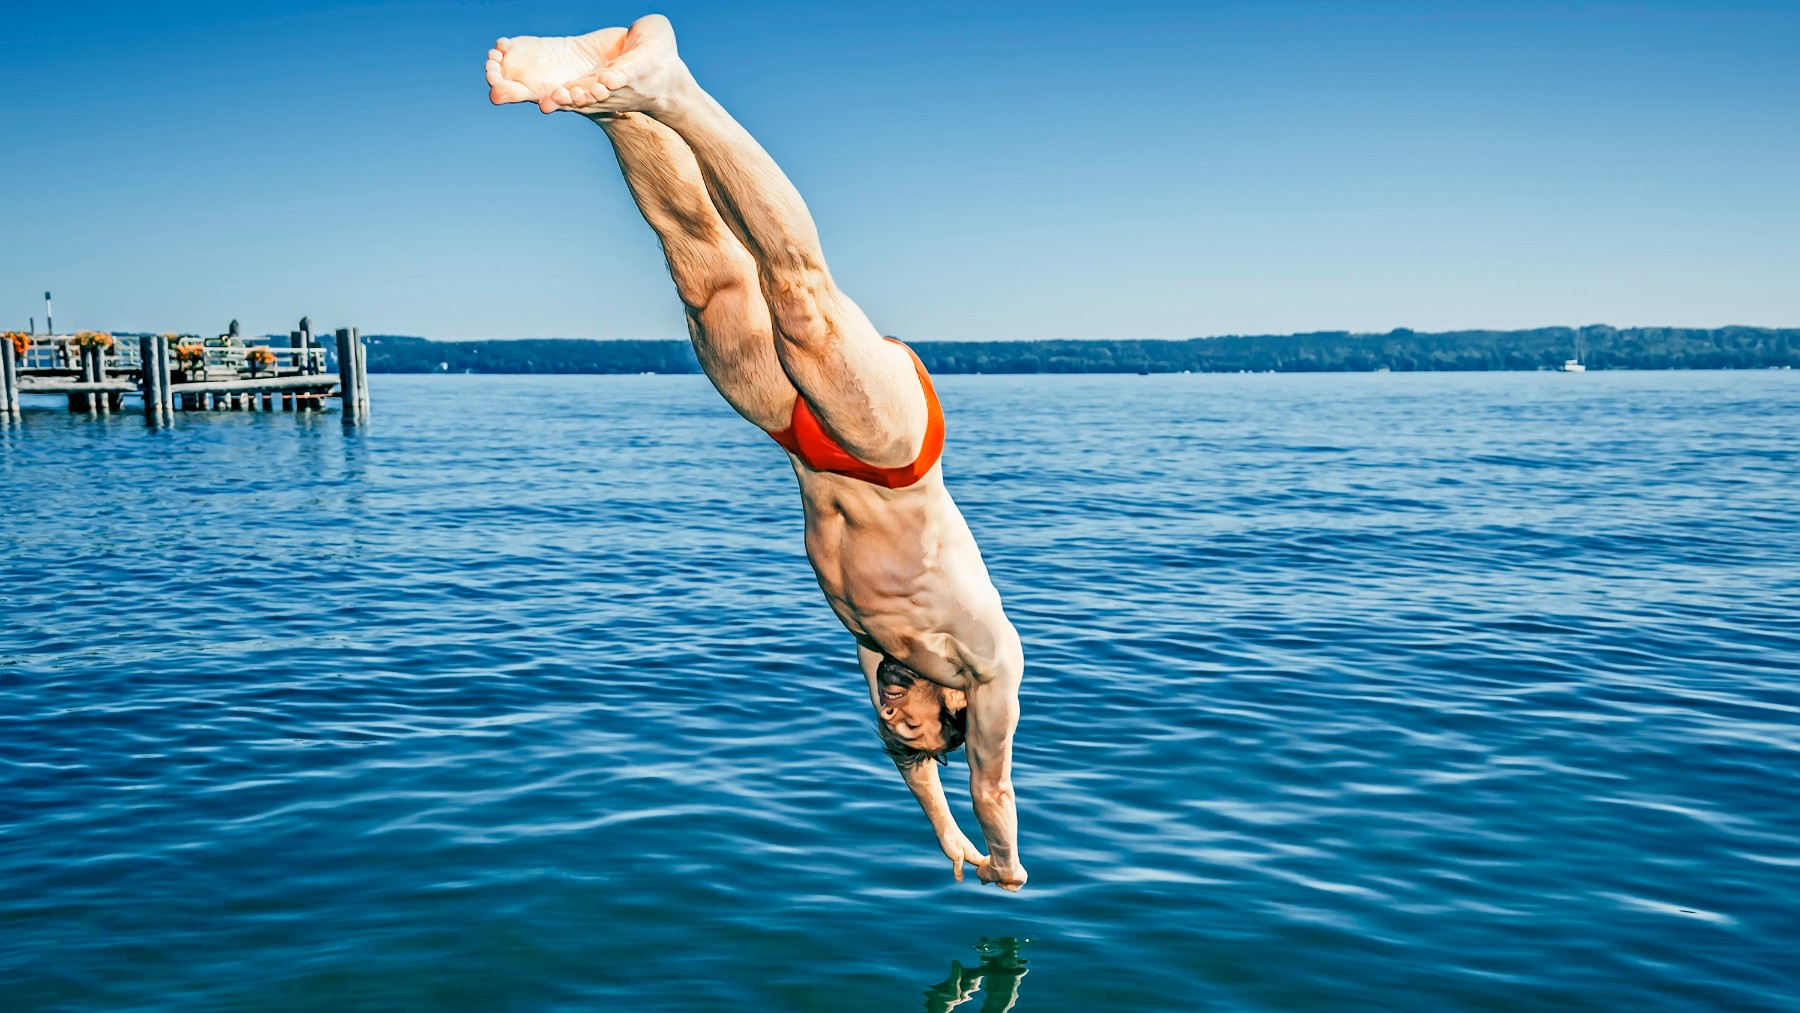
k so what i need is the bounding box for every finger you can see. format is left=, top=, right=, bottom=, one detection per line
left=953, top=856, right=964, bottom=882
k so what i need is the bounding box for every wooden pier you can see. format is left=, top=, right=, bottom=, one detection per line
left=1, top=319, right=370, bottom=425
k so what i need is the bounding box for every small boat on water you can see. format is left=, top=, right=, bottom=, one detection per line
left=1558, top=327, right=1587, bottom=372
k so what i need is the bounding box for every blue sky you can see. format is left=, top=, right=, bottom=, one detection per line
left=1, top=1, right=1795, bottom=341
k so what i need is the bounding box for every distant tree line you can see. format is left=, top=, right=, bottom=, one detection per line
left=361, top=326, right=1800, bottom=375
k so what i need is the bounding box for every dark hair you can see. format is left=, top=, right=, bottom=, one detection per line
left=873, top=656, right=968, bottom=770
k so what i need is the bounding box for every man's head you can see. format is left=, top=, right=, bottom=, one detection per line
left=874, top=656, right=967, bottom=769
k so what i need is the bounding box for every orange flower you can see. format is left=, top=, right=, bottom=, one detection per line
left=72, top=330, right=115, bottom=351
left=174, top=343, right=207, bottom=368
left=247, top=347, right=277, bottom=368
left=2, top=331, right=28, bottom=357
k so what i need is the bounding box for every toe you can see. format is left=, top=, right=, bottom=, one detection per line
left=496, top=37, right=513, bottom=52
left=599, top=68, right=628, bottom=90
left=488, top=76, right=532, bottom=105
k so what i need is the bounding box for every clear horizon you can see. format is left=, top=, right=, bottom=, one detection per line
left=3, top=1, right=1796, bottom=342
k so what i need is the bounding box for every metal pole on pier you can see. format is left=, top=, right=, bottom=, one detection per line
left=1, top=336, right=19, bottom=418
left=44, top=292, right=52, bottom=337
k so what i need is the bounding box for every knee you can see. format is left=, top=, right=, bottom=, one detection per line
left=765, top=269, right=838, bottom=348
left=666, top=241, right=758, bottom=312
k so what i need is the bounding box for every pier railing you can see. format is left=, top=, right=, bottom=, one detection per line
left=1, top=325, right=368, bottom=426
left=13, top=335, right=330, bottom=377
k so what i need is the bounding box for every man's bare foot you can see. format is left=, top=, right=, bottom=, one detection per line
left=485, top=14, right=687, bottom=116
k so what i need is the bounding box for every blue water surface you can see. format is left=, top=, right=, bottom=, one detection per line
left=3, top=371, right=1797, bottom=1012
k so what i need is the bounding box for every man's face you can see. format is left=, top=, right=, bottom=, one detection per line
left=878, top=678, right=948, bottom=753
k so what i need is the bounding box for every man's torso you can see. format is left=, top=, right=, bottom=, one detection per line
left=791, top=462, right=1011, bottom=686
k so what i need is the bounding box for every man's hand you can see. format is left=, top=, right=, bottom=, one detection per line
left=975, top=857, right=1028, bottom=892
left=939, top=829, right=988, bottom=883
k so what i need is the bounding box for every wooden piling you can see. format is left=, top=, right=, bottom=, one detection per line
left=1, top=337, right=18, bottom=417
left=145, top=337, right=158, bottom=420
left=336, top=328, right=365, bottom=424
left=335, top=328, right=354, bottom=421
left=93, top=348, right=112, bottom=414
left=70, top=346, right=93, bottom=412
left=300, top=317, right=319, bottom=375
left=139, top=336, right=162, bottom=424
left=157, top=335, right=175, bottom=420
left=94, top=347, right=110, bottom=413
left=352, top=327, right=370, bottom=417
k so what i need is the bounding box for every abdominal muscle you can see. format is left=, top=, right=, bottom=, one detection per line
left=793, top=461, right=1006, bottom=688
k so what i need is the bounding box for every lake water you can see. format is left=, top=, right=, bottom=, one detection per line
left=3, top=371, right=1797, bottom=1012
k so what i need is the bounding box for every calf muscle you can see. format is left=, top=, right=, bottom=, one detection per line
left=598, top=113, right=754, bottom=307
left=594, top=112, right=793, bottom=431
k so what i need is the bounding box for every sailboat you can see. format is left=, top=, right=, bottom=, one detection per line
left=1559, top=326, right=1587, bottom=372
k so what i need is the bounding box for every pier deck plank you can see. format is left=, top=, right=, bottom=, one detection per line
left=18, top=379, right=140, bottom=395
left=171, top=374, right=340, bottom=394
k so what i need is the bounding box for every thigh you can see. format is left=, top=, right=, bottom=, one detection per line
left=773, top=288, right=928, bottom=468
left=683, top=280, right=796, bottom=434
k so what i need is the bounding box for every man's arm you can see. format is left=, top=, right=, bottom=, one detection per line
left=860, top=645, right=988, bottom=881
left=964, top=629, right=1026, bottom=891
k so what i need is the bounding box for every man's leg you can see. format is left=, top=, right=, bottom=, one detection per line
left=586, top=110, right=795, bottom=432
left=487, top=19, right=929, bottom=468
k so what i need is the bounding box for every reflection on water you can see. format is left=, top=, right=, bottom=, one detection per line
left=923, top=938, right=1031, bottom=1013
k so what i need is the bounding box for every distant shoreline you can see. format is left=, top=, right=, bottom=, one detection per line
left=345, top=327, right=1797, bottom=375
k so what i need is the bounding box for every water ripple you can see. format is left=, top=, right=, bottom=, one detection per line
left=3, top=371, right=1798, bottom=1011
